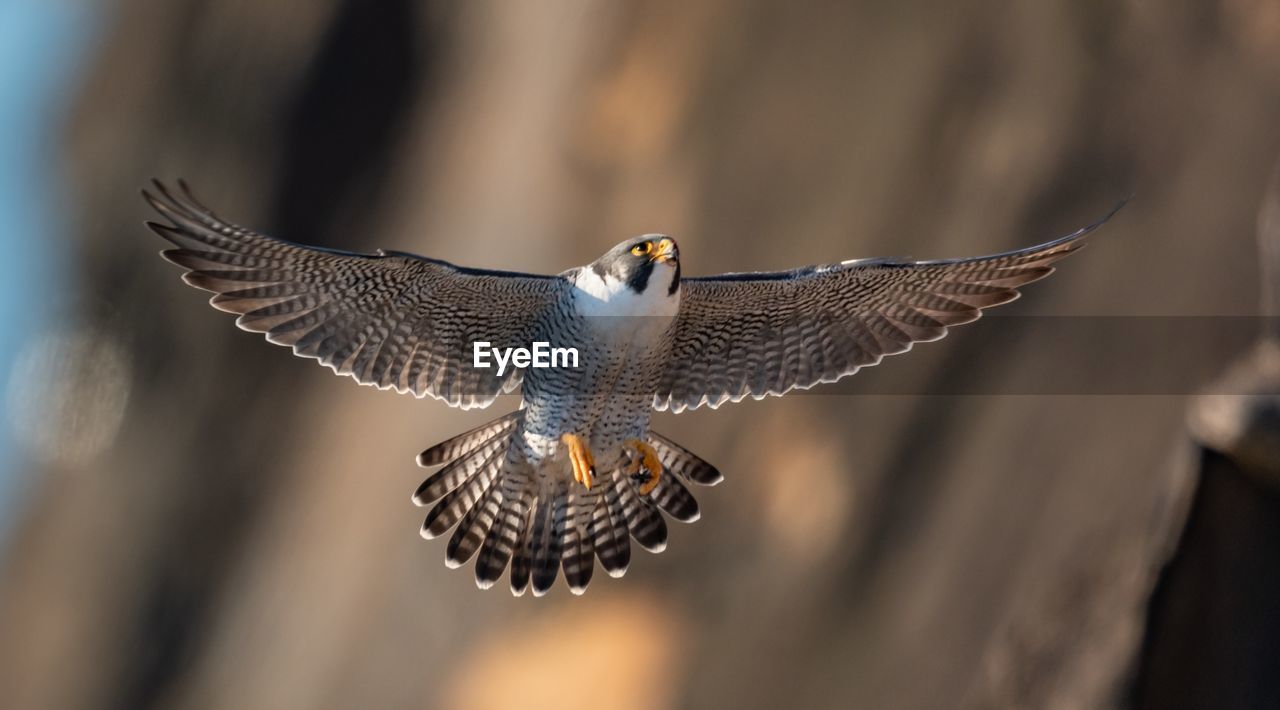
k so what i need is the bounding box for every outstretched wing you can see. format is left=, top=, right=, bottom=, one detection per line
left=654, top=204, right=1125, bottom=412
left=144, top=180, right=565, bottom=409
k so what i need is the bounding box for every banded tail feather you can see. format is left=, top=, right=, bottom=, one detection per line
left=473, top=466, right=534, bottom=589
left=593, top=474, right=632, bottom=578
left=532, top=480, right=568, bottom=596
left=412, top=415, right=720, bottom=594
left=420, top=443, right=505, bottom=540
left=651, top=432, right=723, bottom=486
left=416, top=411, right=522, bottom=467
left=561, top=491, right=596, bottom=594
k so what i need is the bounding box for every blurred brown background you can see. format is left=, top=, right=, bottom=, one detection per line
left=1, top=1, right=1278, bottom=708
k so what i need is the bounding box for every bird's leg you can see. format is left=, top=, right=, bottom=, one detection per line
left=624, top=439, right=663, bottom=495
left=561, top=433, right=596, bottom=490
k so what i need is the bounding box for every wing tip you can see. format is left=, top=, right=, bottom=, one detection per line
left=145, top=219, right=179, bottom=240
left=1043, top=194, right=1133, bottom=245
left=1039, top=195, right=1132, bottom=251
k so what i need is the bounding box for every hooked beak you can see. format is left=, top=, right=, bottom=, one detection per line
left=650, top=237, right=678, bottom=264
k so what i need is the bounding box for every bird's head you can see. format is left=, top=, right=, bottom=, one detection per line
left=591, top=235, right=681, bottom=296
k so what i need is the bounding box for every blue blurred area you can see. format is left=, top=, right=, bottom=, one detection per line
left=0, top=3, right=99, bottom=525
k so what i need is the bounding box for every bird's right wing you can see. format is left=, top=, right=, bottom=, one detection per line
left=145, top=180, right=565, bottom=409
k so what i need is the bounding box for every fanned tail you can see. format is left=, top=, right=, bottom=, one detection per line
left=413, top=420, right=721, bottom=596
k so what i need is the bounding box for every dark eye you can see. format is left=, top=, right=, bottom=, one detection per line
left=630, top=242, right=651, bottom=257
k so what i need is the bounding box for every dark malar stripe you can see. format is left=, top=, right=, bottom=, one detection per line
left=625, top=259, right=655, bottom=294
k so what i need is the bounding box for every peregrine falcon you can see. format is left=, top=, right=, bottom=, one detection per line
left=143, top=180, right=1122, bottom=596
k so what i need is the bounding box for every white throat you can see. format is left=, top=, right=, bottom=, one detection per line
left=572, top=265, right=680, bottom=338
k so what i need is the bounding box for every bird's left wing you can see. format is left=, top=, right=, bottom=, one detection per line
left=654, top=205, right=1124, bottom=412
left=145, top=180, right=565, bottom=410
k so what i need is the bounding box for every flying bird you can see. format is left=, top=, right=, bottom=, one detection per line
left=143, top=180, right=1122, bottom=596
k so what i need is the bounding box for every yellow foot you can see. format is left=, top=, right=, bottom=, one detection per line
left=561, top=433, right=596, bottom=490
left=624, top=439, right=663, bottom=495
